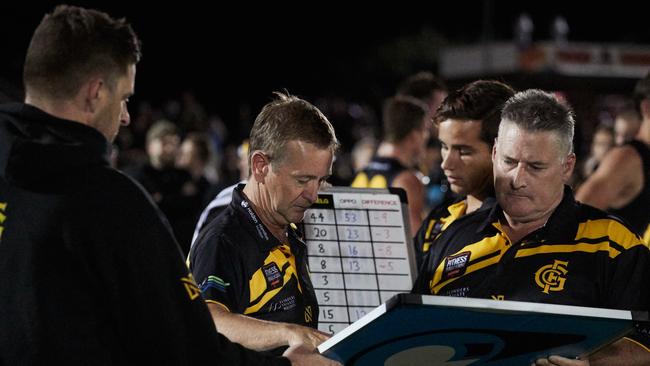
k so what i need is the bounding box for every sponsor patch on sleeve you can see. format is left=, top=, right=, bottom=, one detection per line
left=199, top=275, right=230, bottom=294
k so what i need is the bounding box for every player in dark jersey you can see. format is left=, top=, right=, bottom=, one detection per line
left=577, top=72, right=650, bottom=242
left=351, top=96, right=428, bottom=235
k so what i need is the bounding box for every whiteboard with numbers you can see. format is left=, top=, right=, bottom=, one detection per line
left=302, top=187, right=416, bottom=335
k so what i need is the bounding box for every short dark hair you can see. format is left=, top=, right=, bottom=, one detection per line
left=382, top=96, right=427, bottom=143
left=23, top=5, right=141, bottom=100
left=183, top=132, right=212, bottom=164
left=396, top=71, right=447, bottom=103
left=249, top=92, right=339, bottom=165
left=500, top=89, right=575, bottom=154
left=434, top=80, right=515, bottom=147
left=633, top=71, right=650, bottom=116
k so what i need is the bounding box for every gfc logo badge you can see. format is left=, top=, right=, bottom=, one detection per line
left=535, top=260, right=568, bottom=294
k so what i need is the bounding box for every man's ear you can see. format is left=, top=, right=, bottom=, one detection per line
left=83, top=77, right=105, bottom=114
left=563, top=153, right=576, bottom=182
left=250, top=151, right=271, bottom=182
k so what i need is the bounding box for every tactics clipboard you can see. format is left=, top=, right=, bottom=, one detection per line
left=302, top=187, right=417, bottom=335
left=319, top=293, right=643, bottom=365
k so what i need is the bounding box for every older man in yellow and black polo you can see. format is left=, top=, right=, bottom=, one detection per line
left=414, top=89, right=650, bottom=366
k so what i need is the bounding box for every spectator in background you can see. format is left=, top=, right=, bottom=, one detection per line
left=176, top=132, right=217, bottom=235
left=397, top=71, right=448, bottom=128
left=397, top=71, right=450, bottom=212
left=577, top=72, right=650, bottom=241
left=581, top=124, right=614, bottom=178
left=177, top=132, right=218, bottom=187
left=351, top=96, right=429, bottom=235
left=179, top=90, right=208, bottom=132
left=350, top=137, right=377, bottom=173
left=614, top=107, right=642, bottom=146
left=126, top=120, right=198, bottom=254
left=192, top=139, right=250, bottom=245
left=419, top=138, right=449, bottom=211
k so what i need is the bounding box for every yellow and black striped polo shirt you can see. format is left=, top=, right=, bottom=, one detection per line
left=188, top=184, right=318, bottom=330
left=351, top=156, right=408, bottom=189
left=413, top=197, right=496, bottom=270
left=413, top=186, right=650, bottom=313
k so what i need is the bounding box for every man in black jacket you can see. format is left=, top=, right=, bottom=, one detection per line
left=0, top=5, right=338, bottom=366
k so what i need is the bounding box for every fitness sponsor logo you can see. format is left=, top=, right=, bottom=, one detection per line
left=263, top=262, right=283, bottom=290
left=442, top=251, right=471, bottom=281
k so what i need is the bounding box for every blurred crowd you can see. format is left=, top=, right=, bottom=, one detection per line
left=113, top=72, right=647, bottom=254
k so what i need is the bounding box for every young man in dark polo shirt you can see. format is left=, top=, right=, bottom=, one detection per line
left=412, top=80, right=514, bottom=270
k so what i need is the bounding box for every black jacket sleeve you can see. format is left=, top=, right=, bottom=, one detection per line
left=76, top=171, right=290, bottom=366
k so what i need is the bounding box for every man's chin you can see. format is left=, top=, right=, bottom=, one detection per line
left=502, top=207, right=539, bottom=223
left=290, top=209, right=308, bottom=223
left=450, top=185, right=467, bottom=196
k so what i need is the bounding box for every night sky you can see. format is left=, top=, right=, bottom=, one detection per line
left=2, top=1, right=649, bottom=121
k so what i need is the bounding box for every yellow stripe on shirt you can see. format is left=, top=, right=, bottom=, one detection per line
left=575, top=218, right=646, bottom=257
left=430, top=233, right=508, bottom=294
left=244, top=246, right=299, bottom=315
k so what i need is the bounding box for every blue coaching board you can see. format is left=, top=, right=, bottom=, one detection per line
left=302, top=187, right=416, bottom=335
left=319, top=294, right=642, bottom=365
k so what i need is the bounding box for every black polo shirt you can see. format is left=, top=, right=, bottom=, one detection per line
left=189, top=184, right=318, bottom=328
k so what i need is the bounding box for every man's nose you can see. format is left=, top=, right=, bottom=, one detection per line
left=441, top=150, right=457, bottom=171
left=120, top=104, right=131, bottom=126
left=303, top=181, right=319, bottom=204
left=511, top=164, right=527, bottom=189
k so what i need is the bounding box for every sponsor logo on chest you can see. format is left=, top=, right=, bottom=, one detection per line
left=263, top=262, right=283, bottom=290
left=442, top=251, right=471, bottom=281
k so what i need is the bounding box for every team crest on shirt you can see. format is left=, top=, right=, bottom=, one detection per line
left=535, top=260, right=568, bottom=294
left=442, top=251, right=471, bottom=281
left=263, top=263, right=283, bottom=290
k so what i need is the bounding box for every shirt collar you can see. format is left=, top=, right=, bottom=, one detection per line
left=230, top=184, right=302, bottom=251
left=477, top=185, right=578, bottom=241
